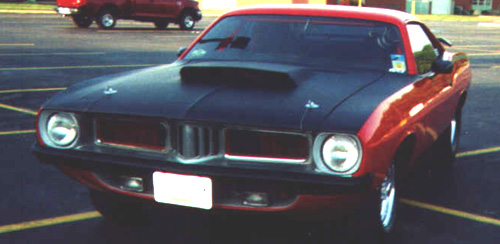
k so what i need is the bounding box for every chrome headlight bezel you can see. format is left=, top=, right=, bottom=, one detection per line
left=313, top=133, right=363, bottom=175
left=38, top=111, right=80, bottom=149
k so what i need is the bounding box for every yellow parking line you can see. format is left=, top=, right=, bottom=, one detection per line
left=0, top=43, right=35, bottom=47
left=456, top=146, right=500, bottom=158
left=0, top=103, right=37, bottom=116
left=0, top=211, right=101, bottom=234
left=0, top=64, right=157, bottom=71
left=0, top=87, right=66, bottom=94
left=0, top=130, right=35, bottom=136
left=400, top=198, right=500, bottom=227
left=468, top=52, right=500, bottom=56
left=0, top=52, right=105, bottom=56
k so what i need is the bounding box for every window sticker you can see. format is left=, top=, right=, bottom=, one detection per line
left=389, top=54, right=406, bottom=73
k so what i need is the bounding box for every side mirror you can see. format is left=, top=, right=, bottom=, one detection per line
left=177, top=46, right=187, bottom=58
left=432, top=58, right=453, bottom=74
left=437, top=37, right=453, bottom=47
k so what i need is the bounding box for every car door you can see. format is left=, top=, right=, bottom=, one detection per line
left=133, top=0, right=177, bottom=16
left=406, top=23, right=456, bottom=145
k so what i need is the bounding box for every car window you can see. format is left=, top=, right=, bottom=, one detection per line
left=184, top=15, right=405, bottom=73
left=406, top=24, right=438, bottom=74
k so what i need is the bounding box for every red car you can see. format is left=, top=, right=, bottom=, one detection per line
left=55, top=0, right=202, bottom=30
left=34, top=5, right=471, bottom=236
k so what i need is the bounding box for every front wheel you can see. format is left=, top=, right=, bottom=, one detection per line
left=347, top=164, right=398, bottom=242
left=179, top=12, right=195, bottom=30
left=436, top=107, right=462, bottom=166
left=97, top=9, right=117, bottom=29
left=72, top=14, right=93, bottom=28
left=379, top=164, right=397, bottom=233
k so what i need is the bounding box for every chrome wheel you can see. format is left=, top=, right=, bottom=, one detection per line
left=380, top=164, right=396, bottom=232
left=184, top=16, right=194, bottom=28
left=97, top=10, right=116, bottom=29
left=450, top=118, right=458, bottom=153
left=180, top=13, right=195, bottom=30
left=101, top=13, right=114, bottom=28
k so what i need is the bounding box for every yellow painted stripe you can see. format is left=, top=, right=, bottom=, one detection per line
left=453, top=45, right=500, bottom=48
left=492, top=65, right=500, bottom=69
left=0, top=211, right=101, bottom=234
left=0, top=43, right=35, bottom=47
left=468, top=52, right=500, bottom=56
left=400, top=198, right=500, bottom=227
left=0, top=52, right=105, bottom=56
left=456, top=146, right=500, bottom=158
left=0, top=87, right=66, bottom=94
left=0, top=103, right=37, bottom=116
left=0, top=64, right=157, bottom=71
left=0, top=129, right=35, bottom=136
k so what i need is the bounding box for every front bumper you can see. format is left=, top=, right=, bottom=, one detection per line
left=55, top=7, right=79, bottom=15
left=33, top=143, right=373, bottom=215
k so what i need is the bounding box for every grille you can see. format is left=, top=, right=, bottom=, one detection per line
left=96, top=118, right=168, bottom=151
left=225, top=129, right=309, bottom=162
left=177, top=124, right=220, bottom=158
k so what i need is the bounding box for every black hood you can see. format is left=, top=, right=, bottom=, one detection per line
left=43, top=61, right=390, bottom=132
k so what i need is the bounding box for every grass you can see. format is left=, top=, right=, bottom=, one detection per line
left=0, top=2, right=55, bottom=11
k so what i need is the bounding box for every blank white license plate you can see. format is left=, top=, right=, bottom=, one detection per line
left=153, top=172, right=212, bottom=210
left=57, top=8, right=71, bottom=15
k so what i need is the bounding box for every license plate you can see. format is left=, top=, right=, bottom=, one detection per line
left=57, top=8, right=71, bottom=15
left=153, top=172, right=212, bottom=210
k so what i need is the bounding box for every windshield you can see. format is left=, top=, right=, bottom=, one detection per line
left=184, top=15, right=405, bottom=73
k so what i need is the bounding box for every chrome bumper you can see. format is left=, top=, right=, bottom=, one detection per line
left=55, top=7, right=79, bottom=15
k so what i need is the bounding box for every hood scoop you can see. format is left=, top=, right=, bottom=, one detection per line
left=180, top=61, right=310, bottom=89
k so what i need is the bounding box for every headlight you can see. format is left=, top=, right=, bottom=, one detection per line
left=40, top=112, right=79, bottom=148
left=315, top=134, right=362, bottom=174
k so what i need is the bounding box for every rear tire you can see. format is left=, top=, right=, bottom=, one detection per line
left=154, top=20, right=169, bottom=30
left=72, top=14, right=93, bottom=28
left=97, top=9, right=117, bottom=29
left=179, top=12, right=195, bottom=30
left=89, top=189, right=147, bottom=224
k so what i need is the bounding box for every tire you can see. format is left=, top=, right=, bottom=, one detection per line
left=436, top=106, right=462, bottom=166
left=378, top=164, right=397, bottom=234
left=89, top=189, right=147, bottom=224
left=154, top=20, right=169, bottom=30
left=179, top=12, right=195, bottom=30
left=72, top=14, right=93, bottom=28
left=348, top=164, right=397, bottom=243
left=97, top=9, right=117, bottom=29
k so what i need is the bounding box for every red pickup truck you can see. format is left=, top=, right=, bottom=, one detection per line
left=55, top=0, right=202, bottom=30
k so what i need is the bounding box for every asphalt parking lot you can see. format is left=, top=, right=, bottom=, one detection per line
left=1, top=12, right=500, bottom=243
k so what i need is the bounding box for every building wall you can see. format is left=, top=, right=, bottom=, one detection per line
left=454, top=0, right=472, bottom=11
left=364, top=0, right=405, bottom=11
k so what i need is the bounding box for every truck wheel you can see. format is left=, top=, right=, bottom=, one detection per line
left=97, top=9, right=117, bottom=29
left=179, top=12, right=195, bottom=30
left=89, top=189, right=147, bottom=224
left=154, top=20, right=169, bottom=30
left=72, top=14, right=93, bottom=28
